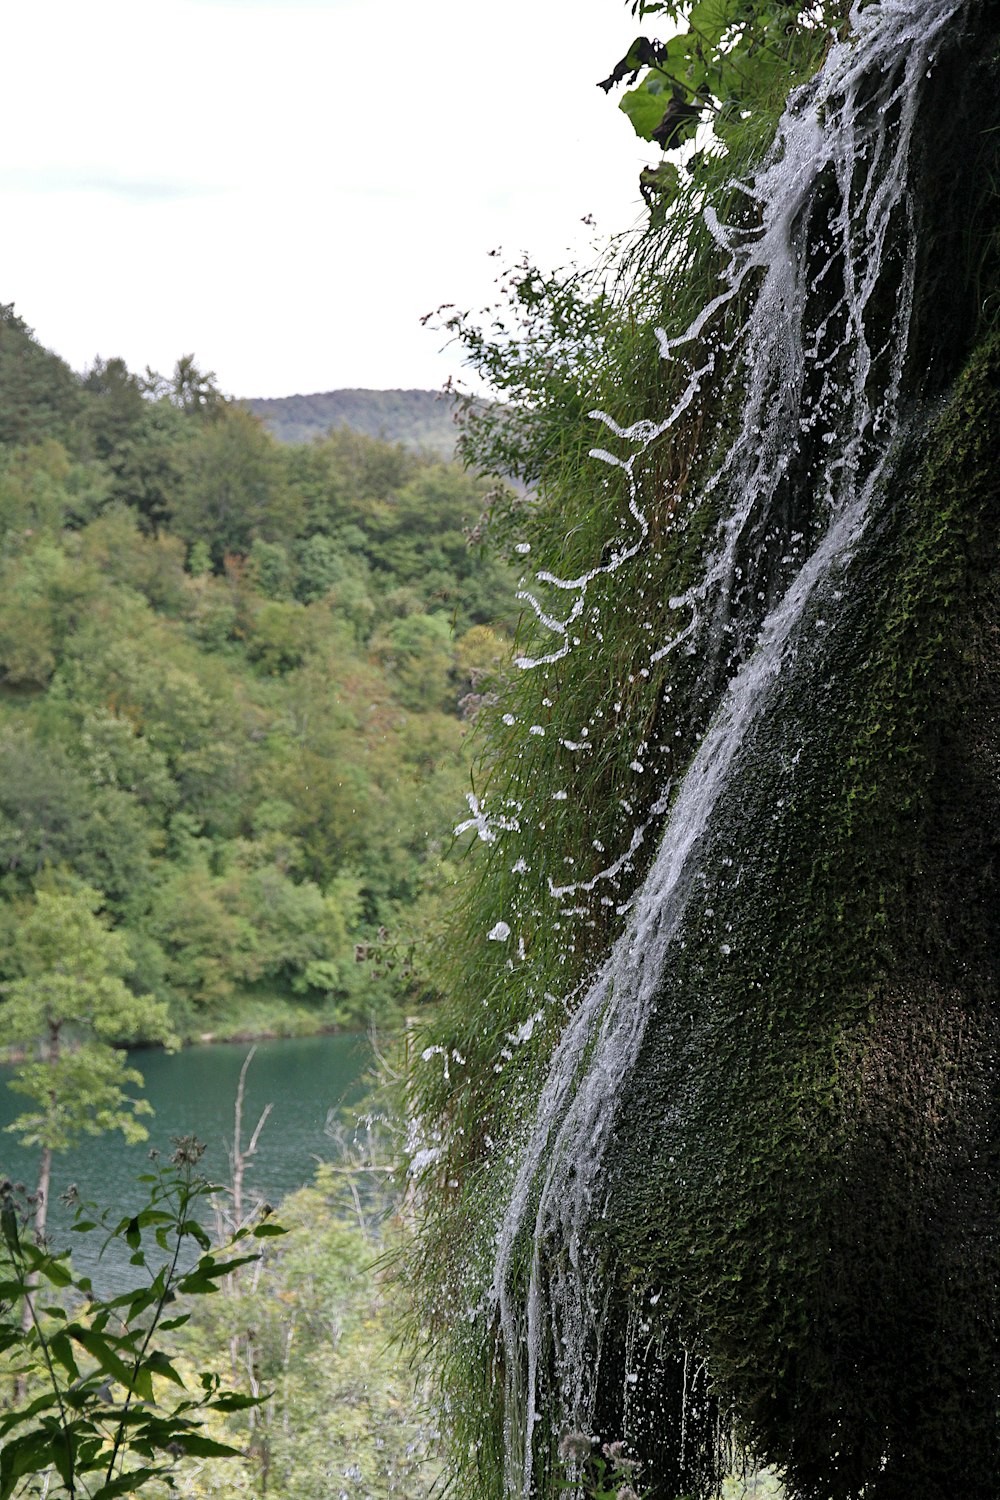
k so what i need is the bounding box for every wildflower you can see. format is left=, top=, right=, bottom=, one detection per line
left=558, top=1430, right=593, bottom=1463
left=603, top=1440, right=639, bottom=1475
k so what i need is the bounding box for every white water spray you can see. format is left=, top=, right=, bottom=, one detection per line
left=488, top=0, right=965, bottom=1491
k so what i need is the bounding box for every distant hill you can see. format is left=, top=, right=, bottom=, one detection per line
left=241, top=387, right=461, bottom=456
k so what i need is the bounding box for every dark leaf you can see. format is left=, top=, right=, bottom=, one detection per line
left=91, top=1466, right=165, bottom=1498
left=49, top=1330, right=81, bottom=1379
left=158, top=1314, right=191, bottom=1331
left=209, top=1391, right=262, bottom=1412
left=651, top=88, right=701, bottom=149
left=71, top=1328, right=134, bottom=1387
left=39, top=1256, right=73, bottom=1288
left=173, top=1434, right=243, bottom=1458
left=51, top=1428, right=74, bottom=1489
left=144, top=1349, right=186, bottom=1388
left=597, top=35, right=669, bottom=91
left=0, top=1429, right=56, bottom=1500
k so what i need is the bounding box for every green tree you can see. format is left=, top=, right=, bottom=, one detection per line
left=170, top=407, right=299, bottom=565
left=0, top=1142, right=275, bottom=1499
left=81, top=356, right=148, bottom=461
left=246, top=537, right=292, bottom=600
left=0, top=886, right=174, bottom=1243
left=0, top=305, right=82, bottom=448
left=0, top=732, right=155, bottom=913
left=291, top=532, right=348, bottom=603
left=142, top=355, right=224, bottom=417
left=370, top=611, right=454, bottom=711
left=98, top=398, right=190, bottom=534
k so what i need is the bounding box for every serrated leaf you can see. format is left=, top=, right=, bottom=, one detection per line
left=91, top=1466, right=164, bottom=1498
left=209, top=1392, right=262, bottom=1412
left=179, top=1219, right=211, bottom=1250
left=72, top=1328, right=134, bottom=1387
left=39, top=1257, right=73, bottom=1288
left=51, top=1428, right=74, bottom=1489
left=144, top=1350, right=186, bottom=1388
left=640, top=160, right=682, bottom=201
left=174, top=1434, right=243, bottom=1459
left=0, top=1429, right=54, bottom=1500
left=49, top=1330, right=81, bottom=1380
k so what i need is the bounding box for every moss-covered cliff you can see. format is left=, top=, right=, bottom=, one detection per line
left=407, top=3, right=1000, bottom=1497
left=594, top=329, right=1000, bottom=1498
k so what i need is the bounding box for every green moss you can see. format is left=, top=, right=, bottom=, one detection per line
left=406, top=9, right=1000, bottom=1498
left=594, top=332, right=1000, bottom=1498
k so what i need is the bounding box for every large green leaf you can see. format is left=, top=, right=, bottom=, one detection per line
left=620, top=72, right=676, bottom=142
left=688, top=0, right=740, bottom=47
left=0, top=1429, right=55, bottom=1500
left=71, top=1327, right=135, bottom=1388
left=173, top=1434, right=243, bottom=1459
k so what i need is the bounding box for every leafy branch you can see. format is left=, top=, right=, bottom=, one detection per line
left=0, top=1139, right=285, bottom=1500
left=602, top=0, right=851, bottom=216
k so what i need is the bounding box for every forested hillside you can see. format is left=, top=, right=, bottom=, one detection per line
left=242, top=388, right=461, bottom=455
left=0, top=303, right=516, bottom=1042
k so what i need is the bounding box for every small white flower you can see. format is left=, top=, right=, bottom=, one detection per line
left=558, top=1431, right=593, bottom=1463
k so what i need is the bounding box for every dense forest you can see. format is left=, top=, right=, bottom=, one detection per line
left=0, top=304, right=517, bottom=1043
left=0, top=306, right=517, bottom=1498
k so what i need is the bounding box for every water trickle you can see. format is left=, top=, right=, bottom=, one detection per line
left=487, top=0, right=966, bottom=1492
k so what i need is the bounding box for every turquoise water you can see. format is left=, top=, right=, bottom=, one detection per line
left=0, top=1032, right=371, bottom=1288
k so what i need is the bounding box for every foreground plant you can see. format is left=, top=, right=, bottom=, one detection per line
left=0, top=1137, right=284, bottom=1499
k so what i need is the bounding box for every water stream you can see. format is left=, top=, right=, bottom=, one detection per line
left=488, top=1, right=966, bottom=1490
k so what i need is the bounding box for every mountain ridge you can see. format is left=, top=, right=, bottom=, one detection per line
left=241, top=386, right=461, bottom=455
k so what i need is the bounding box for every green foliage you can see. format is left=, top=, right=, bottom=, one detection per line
left=0, top=307, right=82, bottom=449
left=168, top=1148, right=441, bottom=1500
left=603, top=0, right=848, bottom=215
left=0, top=886, right=174, bottom=1155
left=169, top=407, right=296, bottom=566
left=0, top=319, right=517, bottom=1042
left=0, top=1142, right=275, bottom=1499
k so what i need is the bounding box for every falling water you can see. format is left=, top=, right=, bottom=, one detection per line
left=488, top=0, right=966, bottom=1491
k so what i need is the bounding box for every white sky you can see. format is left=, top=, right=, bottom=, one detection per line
left=2, top=0, right=659, bottom=398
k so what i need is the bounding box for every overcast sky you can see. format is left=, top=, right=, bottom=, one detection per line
left=3, top=0, right=658, bottom=398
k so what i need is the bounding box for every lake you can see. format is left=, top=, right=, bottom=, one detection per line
left=0, top=1031, right=372, bottom=1287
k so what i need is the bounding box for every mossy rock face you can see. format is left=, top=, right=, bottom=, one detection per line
left=595, top=333, right=1000, bottom=1498
left=588, top=21, right=1000, bottom=1493
left=411, top=9, right=1000, bottom=1498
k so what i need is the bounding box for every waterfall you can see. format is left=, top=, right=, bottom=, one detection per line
left=488, top=0, right=966, bottom=1491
